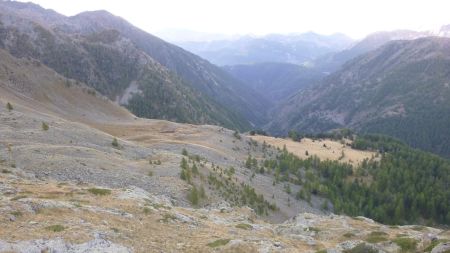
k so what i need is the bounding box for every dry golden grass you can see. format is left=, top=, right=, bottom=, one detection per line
left=250, top=135, right=376, bottom=166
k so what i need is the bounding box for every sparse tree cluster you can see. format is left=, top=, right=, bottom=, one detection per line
left=262, top=134, right=450, bottom=225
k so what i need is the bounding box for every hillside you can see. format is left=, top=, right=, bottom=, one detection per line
left=314, top=30, right=431, bottom=73
left=178, top=32, right=353, bottom=66
left=268, top=37, right=450, bottom=157
left=0, top=46, right=328, bottom=223
left=0, top=1, right=266, bottom=129
left=65, top=10, right=270, bottom=126
left=0, top=41, right=449, bottom=252
left=223, top=62, right=324, bottom=103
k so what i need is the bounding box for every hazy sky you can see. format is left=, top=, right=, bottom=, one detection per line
left=21, top=0, right=450, bottom=39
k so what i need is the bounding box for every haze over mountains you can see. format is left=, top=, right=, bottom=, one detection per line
left=176, top=32, right=354, bottom=66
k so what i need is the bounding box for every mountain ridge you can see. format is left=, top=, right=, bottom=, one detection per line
left=177, top=32, right=354, bottom=66
left=268, top=37, right=450, bottom=157
left=0, top=1, right=267, bottom=129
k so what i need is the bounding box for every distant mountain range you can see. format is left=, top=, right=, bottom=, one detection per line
left=177, top=32, right=354, bottom=66
left=267, top=37, right=450, bottom=157
left=0, top=1, right=269, bottom=129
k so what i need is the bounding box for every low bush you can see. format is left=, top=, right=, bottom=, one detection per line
left=87, top=188, right=111, bottom=196
left=207, top=239, right=230, bottom=248
left=46, top=224, right=65, bottom=232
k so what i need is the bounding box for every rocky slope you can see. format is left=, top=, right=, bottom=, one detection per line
left=268, top=37, right=450, bottom=157
left=1, top=173, right=449, bottom=253
left=0, top=45, right=327, bottom=220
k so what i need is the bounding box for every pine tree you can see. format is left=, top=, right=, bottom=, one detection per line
left=180, top=170, right=187, bottom=181
left=42, top=122, right=49, bottom=131
left=188, top=186, right=199, bottom=205
left=180, top=157, right=188, bottom=170
left=6, top=102, right=13, bottom=111
left=192, top=163, right=199, bottom=175
left=112, top=137, right=119, bottom=147
left=245, top=155, right=252, bottom=169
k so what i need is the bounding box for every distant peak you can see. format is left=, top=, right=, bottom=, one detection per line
left=73, top=10, right=116, bottom=18
left=1, top=0, right=46, bottom=12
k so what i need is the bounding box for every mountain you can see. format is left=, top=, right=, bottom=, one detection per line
left=1, top=29, right=449, bottom=252
left=155, top=28, right=239, bottom=43
left=177, top=32, right=354, bottom=66
left=0, top=1, right=267, bottom=129
left=268, top=37, right=450, bottom=157
left=314, top=30, right=431, bottom=73
left=223, top=62, right=325, bottom=103
left=65, top=10, right=270, bottom=125
left=439, top=24, right=450, bottom=37
left=0, top=48, right=133, bottom=122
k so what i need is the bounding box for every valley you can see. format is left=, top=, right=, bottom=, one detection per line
left=0, top=1, right=449, bottom=252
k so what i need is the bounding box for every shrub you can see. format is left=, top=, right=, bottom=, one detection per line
left=343, top=243, right=377, bottom=253
left=424, top=239, right=448, bottom=252
left=393, top=238, right=417, bottom=252
left=42, top=122, right=49, bottom=131
left=365, top=231, right=389, bottom=243
left=207, top=239, right=230, bottom=248
left=143, top=207, right=151, bottom=214
left=307, top=227, right=320, bottom=233
left=343, top=232, right=355, bottom=238
left=6, top=102, right=13, bottom=111
left=112, top=138, right=119, bottom=148
left=235, top=223, right=252, bottom=230
left=233, top=131, right=241, bottom=140
left=87, top=188, right=111, bottom=196
left=182, top=148, right=188, bottom=156
left=46, top=224, right=65, bottom=232
left=10, top=211, right=22, bottom=217
left=159, top=213, right=176, bottom=223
